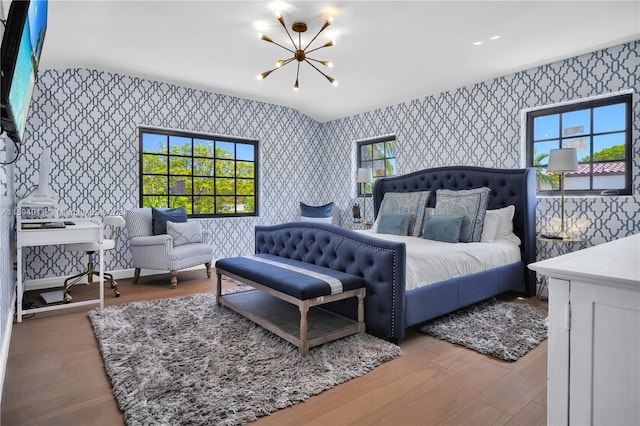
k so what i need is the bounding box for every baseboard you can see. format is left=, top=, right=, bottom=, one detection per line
left=0, top=290, right=16, bottom=407
left=24, top=264, right=214, bottom=291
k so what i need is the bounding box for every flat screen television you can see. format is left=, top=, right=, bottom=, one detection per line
left=1, top=0, right=48, bottom=145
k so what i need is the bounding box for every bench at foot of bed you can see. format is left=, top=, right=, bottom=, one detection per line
left=215, top=254, right=366, bottom=355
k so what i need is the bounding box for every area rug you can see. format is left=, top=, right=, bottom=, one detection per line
left=88, top=290, right=401, bottom=426
left=420, top=298, right=548, bottom=362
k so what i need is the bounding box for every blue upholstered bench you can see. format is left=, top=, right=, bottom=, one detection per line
left=215, top=254, right=366, bottom=355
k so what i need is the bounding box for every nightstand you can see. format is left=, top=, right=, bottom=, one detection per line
left=345, top=222, right=372, bottom=231
left=536, top=235, right=587, bottom=299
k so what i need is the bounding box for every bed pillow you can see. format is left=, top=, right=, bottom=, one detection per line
left=434, top=187, right=490, bottom=242
left=484, top=205, right=521, bottom=245
left=422, top=215, right=464, bottom=243
left=152, top=207, right=187, bottom=235
left=376, top=212, right=412, bottom=236
left=375, top=191, right=431, bottom=237
left=480, top=210, right=500, bottom=243
left=166, top=220, right=203, bottom=246
left=300, top=202, right=334, bottom=224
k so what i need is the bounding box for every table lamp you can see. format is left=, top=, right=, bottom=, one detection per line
left=546, top=148, right=578, bottom=239
left=356, top=168, right=374, bottom=224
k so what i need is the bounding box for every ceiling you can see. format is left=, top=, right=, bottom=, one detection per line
left=33, top=1, right=640, bottom=122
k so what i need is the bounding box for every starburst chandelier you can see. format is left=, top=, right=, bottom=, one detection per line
left=257, top=12, right=337, bottom=91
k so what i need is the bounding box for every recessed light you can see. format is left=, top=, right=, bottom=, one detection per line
left=490, top=35, right=501, bottom=41
left=473, top=41, right=484, bottom=46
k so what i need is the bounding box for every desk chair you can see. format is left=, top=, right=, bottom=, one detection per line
left=63, top=216, right=125, bottom=302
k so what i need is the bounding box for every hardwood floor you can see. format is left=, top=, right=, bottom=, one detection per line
left=2, top=273, right=548, bottom=425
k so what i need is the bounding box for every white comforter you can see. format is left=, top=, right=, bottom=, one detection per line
left=356, top=230, right=522, bottom=291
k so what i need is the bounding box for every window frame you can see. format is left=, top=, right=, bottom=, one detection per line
left=357, top=135, right=397, bottom=196
left=526, top=93, right=632, bottom=196
left=138, top=127, right=259, bottom=218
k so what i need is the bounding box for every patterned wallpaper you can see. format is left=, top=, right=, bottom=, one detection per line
left=13, top=69, right=327, bottom=280
left=322, top=40, right=640, bottom=248
left=8, top=41, right=640, bottom=285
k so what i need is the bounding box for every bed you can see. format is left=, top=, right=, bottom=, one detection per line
left=253, top=166, right=536, bottom=341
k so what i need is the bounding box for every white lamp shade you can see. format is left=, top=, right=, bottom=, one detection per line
left=356, top=167, right=374, bottom=183
left=547, top=148, right=578, bottom=173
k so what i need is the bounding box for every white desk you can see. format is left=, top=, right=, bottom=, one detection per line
left=16, top=218, right=104, bottom=322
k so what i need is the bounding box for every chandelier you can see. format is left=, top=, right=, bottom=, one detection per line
left=257, top=13, right=336, bottom=90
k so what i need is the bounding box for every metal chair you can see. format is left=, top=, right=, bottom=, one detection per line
left=63, top=216, right=125, bottom=302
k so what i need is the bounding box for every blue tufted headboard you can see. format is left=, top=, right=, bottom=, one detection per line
left=373, top=166, right=537, bottom=296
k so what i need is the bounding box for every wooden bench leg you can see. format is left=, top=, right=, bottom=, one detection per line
left=216, top=270, right=222, bottom=306
left=170, top=270, right=178, bottom=289
left=299, top=301, right=310, bottom=355
left=133, top=268, right=140, bottom=284
left=357, top=289, right=366, bottom=334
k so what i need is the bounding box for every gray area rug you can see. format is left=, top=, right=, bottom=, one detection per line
left=89, top=290, right=401, bottom=426
left=420, top=298, right=548, bottom=361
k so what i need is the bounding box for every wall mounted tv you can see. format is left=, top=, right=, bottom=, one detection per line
left=1, top=0, right=48, bottom=145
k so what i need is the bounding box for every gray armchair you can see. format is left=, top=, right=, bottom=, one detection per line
left=125, top=208, right=213, bottom=288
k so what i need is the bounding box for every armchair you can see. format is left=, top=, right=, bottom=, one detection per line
left=125, top=208, right=213, bottom=288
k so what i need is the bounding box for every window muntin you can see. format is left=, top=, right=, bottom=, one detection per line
left=139, top=128, right=258, bottom=217
left=357, top=136, right=397, bottom=196
left=527, top=94, right=632, bottom=195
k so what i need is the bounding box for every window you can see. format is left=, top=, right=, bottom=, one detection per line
left=357, top=136, right=397, bottom=195
left=527, top=93, right=632, bottom=195
left=139, top=128, right=258, bottom=217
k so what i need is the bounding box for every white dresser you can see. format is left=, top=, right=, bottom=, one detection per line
left=529, top=234, right=640, bottom=426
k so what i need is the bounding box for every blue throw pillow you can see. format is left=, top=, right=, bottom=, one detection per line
left=376, top=212, right=412, bottom=236
left=300, top=202, right=334, bottom=223
left=422, top=215, right=464, bottom=243
left=152, top=207, right=187, bottom=235
left=300, top=202, right=333, bottom=218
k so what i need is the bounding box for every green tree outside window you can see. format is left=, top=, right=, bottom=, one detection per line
left=140, top=129, right=258, bottom=217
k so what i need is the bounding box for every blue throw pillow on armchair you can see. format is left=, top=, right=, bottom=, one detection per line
left=152, top=207, right=187, bottom=235
left=300, top=202, right=334, bottom=224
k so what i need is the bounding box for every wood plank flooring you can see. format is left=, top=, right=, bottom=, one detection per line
left=1, top=272, right=548, bottom=425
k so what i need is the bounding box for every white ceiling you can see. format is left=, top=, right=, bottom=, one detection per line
left=34, top=0, right=640, bottom=122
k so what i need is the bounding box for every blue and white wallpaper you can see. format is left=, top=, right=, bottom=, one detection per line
left=322, top=41, right=640, bottom=248
left=3, top=40, right=640, bottom=300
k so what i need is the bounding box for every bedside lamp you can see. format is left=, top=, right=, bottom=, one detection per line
left=547, top=148, right=578, bottom=240
left=356, top=168, right=374, bottom=224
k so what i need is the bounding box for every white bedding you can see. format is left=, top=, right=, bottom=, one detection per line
left=356, top=230, right=522, bottom=291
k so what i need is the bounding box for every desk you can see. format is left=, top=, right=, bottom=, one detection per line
left=16, top=218, right=104, bottom=322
